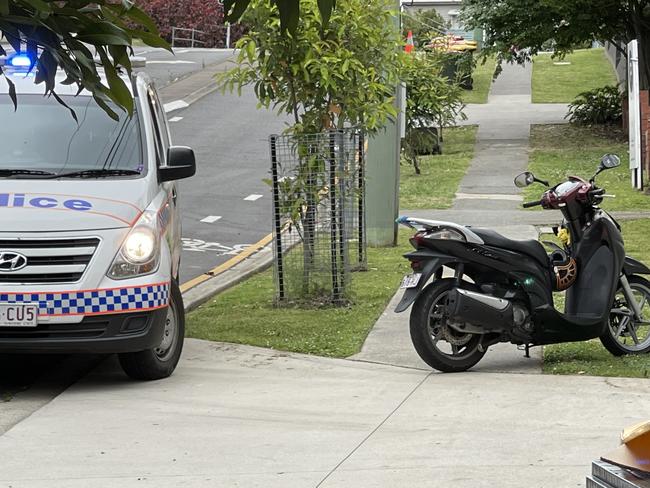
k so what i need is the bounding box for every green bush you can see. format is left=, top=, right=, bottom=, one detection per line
left=566, top=85, right=623, bottom=125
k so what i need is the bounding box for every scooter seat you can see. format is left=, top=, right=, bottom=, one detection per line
left=471, top=228, right=549, bottom=265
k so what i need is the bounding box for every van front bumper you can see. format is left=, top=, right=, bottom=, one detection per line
left=0, top=308, right=168, bottom=354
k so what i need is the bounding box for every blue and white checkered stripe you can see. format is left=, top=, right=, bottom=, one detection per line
left=0, top=283, right=170, bottom=317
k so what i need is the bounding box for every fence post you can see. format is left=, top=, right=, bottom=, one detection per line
left=329, top=132, right=341, bottom=302
left=191, top=29, right=195, bottom=48
left=270, top=136, right=285, bottom=301
left=336, top=130, right=348, bottom=292
left=171, top=27, right=176, bottom=48
left=226, top=24, right=231, bottom=49
left=357, top=131, right=366, bottom=267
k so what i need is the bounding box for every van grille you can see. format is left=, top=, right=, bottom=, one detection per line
left=0, top=238, right=100, bottom=284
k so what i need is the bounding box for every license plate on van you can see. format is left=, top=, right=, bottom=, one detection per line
left=0, top=304, right=38, bottom=327
left=400, top=273, right=422, bottom=289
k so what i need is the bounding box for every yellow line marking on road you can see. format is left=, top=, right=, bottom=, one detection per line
left=180, top=232, right=274, bottom=294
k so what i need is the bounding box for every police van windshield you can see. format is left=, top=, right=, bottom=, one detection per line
left=0, top=94, right=144, bottom=178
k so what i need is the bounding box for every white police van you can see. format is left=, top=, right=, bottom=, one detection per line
left=0, top=54, right=195, bottom=380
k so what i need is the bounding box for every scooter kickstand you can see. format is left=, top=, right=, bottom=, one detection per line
left=517, top=344, right=532, bottom=358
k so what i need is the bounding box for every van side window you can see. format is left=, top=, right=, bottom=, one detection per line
left=147, top=92, right=167, bottom=167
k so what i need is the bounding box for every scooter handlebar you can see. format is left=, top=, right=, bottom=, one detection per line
left=522, top=200, right=543, bottom=208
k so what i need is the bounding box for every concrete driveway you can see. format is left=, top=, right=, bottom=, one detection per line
left=0, top=339, right=647, bottom=488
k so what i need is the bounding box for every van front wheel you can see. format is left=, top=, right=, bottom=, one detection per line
left=119, top=281, right=185, bottom=381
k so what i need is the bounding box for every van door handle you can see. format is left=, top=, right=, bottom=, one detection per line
left=171, top=188, right=178, bottom=204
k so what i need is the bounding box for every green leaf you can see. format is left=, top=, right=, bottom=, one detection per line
left=130, top=30, right=170, bottom=50
left=275, top=0, right=300, bottom=34
left=224, top=0, right=252, bottom=23
left=317, top=0, right=335, bottom=27
left=76, top=22, right=131, bottom=46
left=97, top=49, right=133, bottom=115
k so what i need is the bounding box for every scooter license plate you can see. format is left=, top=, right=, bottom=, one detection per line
left=0, top=304, right=38, bottom=328
left=400, top=273, right=422, bottom=289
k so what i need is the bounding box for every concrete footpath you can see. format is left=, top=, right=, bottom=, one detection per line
left=1, top=339, right=648, bottom=488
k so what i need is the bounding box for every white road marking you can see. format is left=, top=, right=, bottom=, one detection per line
left=200, top=215, right=222, bottom=224
left=244, top=194, right=264, bottom=201
left=169, top=116, right=184, bottom=123
left=147, top=60, right=196, bottom=65
left=182, top=238, right=251, bottom=255
left=164, top=100, right=189, bottom=113
left=455, top=193, right=523, bottom=201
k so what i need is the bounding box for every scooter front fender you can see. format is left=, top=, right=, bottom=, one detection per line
left=623, top=256, right=650, bottom=275
left=395, top=250, right=460, bottom=313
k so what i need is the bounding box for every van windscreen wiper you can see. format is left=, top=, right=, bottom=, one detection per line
left=49, top=169, right=142, bottom=179
left=0, top=169, right=57, bottom=178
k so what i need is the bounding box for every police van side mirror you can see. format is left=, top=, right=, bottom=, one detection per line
left=160, top=146, right=196, bottom=182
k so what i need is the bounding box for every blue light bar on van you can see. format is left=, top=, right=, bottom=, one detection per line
left=7, top=54, right=32, bottom=68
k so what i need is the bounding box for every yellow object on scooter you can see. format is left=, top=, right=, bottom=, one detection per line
left=558, top=227, right=571, bottom=246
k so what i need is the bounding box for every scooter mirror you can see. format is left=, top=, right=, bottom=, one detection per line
left=514, top=171, right=535, bottom=188
left=600, top=154, right=621, bottom=170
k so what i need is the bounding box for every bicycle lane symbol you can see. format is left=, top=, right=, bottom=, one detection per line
left=182, top=238, right=251, bottom=256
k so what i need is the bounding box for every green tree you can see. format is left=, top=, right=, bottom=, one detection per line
left=401, top=53, right=466, bottom=174
left=224, top=0, right=335, bottom=34
left=0, top=1, right=168, bottom=119
left=219, top=0, right=402, bottom=134
left=461, top=0, right=650, bottom=89
left=219, top=0, right=401, bottom=299
left=401, top=8, right=447, bottom=48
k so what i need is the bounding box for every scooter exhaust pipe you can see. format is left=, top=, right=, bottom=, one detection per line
left=447, top=288, right=517, bottom=332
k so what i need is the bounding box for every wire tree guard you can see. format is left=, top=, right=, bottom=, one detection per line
left=270, top=129, right=366, bottom=305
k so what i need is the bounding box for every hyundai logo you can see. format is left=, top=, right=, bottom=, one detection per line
left=0, top=252, right=27, bottom=272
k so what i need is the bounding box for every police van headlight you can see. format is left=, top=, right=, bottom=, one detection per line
left=108, top=210, right=161, bottom=279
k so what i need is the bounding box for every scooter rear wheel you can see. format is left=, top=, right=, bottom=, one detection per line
left=410, top=279, right=486, bottom=372
left=600, top=275, right=650, bottom=356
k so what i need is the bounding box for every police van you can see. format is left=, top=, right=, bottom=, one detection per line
left=0, top=53, right=195, bottom=380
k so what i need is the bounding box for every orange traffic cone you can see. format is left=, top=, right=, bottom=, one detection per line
left=405, top=30, right=415, bottom=53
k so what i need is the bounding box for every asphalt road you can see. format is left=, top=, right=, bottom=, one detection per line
left=133, top=47, right=233, bottom=88
left=170, top=87, right=291, bottom=283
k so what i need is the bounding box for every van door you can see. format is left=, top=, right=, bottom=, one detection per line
left=146, top=86, right=181, bottom=281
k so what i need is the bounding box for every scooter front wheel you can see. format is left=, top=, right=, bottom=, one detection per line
left=410, top=279, right=486, bottom=372
left=601, top=275, right=650, bottom=356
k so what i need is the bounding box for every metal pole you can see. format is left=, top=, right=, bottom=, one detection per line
left=329, top=132, right=341, bottom=301
left=191, top=29, right=195, bottom=48
left=270, top=136, right=285, bottom=301
left=358, top=132, right=366, bottom=266
left=337, top=130, right=348, bottom=295
left=226, top=24, right=231, bottom=49
left=171, top=27, right=176, bottom=49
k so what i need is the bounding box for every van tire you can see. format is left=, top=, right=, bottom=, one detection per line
left=119, top=281, right=185, bottom=381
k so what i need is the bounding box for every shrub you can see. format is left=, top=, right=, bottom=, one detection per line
left=137, top=0, right=246, bottom=48
left=401, top=53, right=466, bottom=174
left=566, top=85, right=623, bottom=125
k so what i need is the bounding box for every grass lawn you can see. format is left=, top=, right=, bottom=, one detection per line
left=400, top=125, right=477, bottom=210
left=543, top=219, right=650, bottom=378
left=523, top=124, right=650, bottom=211
left=532, top=48, right=618, bottom=103
left=186, top=233, right=411, bottom=358
left=462, top=56, right=496, bottom=104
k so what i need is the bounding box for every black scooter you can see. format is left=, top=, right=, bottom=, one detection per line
left=396, top=155, right=650, bottom=373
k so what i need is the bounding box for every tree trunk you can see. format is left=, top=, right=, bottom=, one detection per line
left=411, top=155, right=421, bottom=175
left=632, top=8, right=650, bottom=90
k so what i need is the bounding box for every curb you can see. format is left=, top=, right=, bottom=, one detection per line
left=159, top=54, right=236, bottom=111
left=182, top=242, right=273, bottom=313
